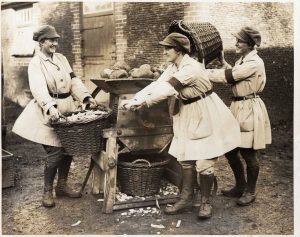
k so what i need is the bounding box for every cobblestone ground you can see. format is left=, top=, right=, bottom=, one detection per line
left=1, top=104, right=294, bottom=235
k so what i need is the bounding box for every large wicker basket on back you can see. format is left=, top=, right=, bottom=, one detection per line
left=168, top=20, right=223, bottom=65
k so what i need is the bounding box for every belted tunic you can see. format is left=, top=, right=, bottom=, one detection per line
left=133, top=54, right=241, bottom=161
left=207, top=49, right=272, bottom=149
left=12, top=52, right=91, bottom=147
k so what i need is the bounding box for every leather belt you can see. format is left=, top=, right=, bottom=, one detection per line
left=181, top=90, right=213, bottom=105
left=49, top=92, right=71, bottom=99
left=232, top=93, right=260, bottom=101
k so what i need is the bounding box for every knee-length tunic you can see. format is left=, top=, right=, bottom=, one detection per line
left=133, top=54, right=241, bottom=161
left=12, top=52, right=91, bottom=147
left=207, top=49, right=272, bottom=149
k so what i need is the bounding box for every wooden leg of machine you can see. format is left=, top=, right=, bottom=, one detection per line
left=103, top=137, right=118, bottom=213
left=91, top=165, right=105, bottom=195
left=90, top=152, right=105, bottom=195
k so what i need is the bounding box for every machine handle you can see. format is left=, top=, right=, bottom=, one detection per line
left=132, top=159, right=151, bottom=167
left=91, top=87, right=101, bottom=98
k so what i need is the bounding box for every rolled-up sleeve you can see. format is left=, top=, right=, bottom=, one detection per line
left=207, top=69, right=227, bottom=83
left=28, top=60, right=56, bottom=113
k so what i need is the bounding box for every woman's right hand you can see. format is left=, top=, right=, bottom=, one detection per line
left=218, top=51, right=226, bottom=63
left=48, top=106, right=61, bottom=121
left=120, top=99, right=145, bottom=111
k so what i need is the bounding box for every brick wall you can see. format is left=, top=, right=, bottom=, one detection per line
left=114, top=2, right=127, bottom=63
left=70, top=2, right=83, bottom=78
left=184, top=2, right=293, bottom=50
left=121, top=2, right=189, bottom=68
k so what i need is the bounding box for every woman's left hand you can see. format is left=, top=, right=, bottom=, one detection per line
left=218, top=51, right=232, bottom=69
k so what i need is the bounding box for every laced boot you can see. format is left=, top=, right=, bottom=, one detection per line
left=237, top=159, right=259, bottom=206
left=221, top=151, right=246, bottom=198
left=198, top=174, right=215, bottom=219
left=55, top=155, right=82, bottom=198
left=164, top=165, right=196, bottom=215
left=42, top=166, right=57, bottom=208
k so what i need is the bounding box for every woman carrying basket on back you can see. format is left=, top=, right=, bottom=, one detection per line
left=207, top=27, right=272, bottom=206
left=12, top=25, right=98, bottom=208
left=120, top=32, right=241, bottom=219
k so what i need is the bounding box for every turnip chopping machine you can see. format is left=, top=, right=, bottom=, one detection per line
left=79, top=78, right=179, bottom=213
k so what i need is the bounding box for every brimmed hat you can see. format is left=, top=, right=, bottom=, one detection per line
left=159, top=32, right=191, bottom=53
left=33, top=25, right=60, bottom=42
left=232, top=27, right=261, bottom=47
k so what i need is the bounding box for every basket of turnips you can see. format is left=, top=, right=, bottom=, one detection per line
left=51, top=103, right=112, bottom=156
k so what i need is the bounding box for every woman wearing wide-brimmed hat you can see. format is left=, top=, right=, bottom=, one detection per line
left=207, top=26, right=272, bottom=206
left=12, top=25, right=98, bottom=208
left=120, top=32, right=241, bottom=219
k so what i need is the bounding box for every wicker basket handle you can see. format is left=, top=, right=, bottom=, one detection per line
left=177, top=20, right=193, bottom=34
left=132, top=159, right=151, bottom=167
left=176, top=20, right=205, bottom=63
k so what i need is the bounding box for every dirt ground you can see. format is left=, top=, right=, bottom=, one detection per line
left=1, top=103, right=294, bottom=235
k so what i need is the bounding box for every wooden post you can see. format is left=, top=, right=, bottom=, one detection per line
left=90, top=152, right=106, bottom=195
left=102, top=136, right=118, bottom=213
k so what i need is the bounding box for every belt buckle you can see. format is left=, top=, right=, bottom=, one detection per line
left=53, top=92, right=59, bottom=98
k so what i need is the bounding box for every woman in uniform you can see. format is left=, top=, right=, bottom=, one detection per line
left=207, top=26, right=272, bottom=205
left=12, top=25, right=97, bottom=208
left=120, top=32, right=241, bottom=219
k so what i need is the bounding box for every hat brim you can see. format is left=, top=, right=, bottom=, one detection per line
left=231, top=32, right=247, bottom=43
left=47, top=33, right=60, bottom=39
left=159, top=41, right=174, bottom=47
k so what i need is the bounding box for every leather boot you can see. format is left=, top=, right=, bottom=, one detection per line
left=55, top=155, right=82, bottom=198
left=198, top=174, right=215, bottom=219
left=237, top=155, right=259, bottom=206
left=164, top=165, right=195, bottom=215
left=42, top=166, right=57, bottom=208
left=222, top=150, right=246, bottom=198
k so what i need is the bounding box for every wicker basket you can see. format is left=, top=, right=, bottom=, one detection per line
left=51, top=106, right=112, bottom=156
left=169, top=20, right=223, bottom=65
left=2, top=149, right=14, bottom=189
left=118, top=156, right=170, bottom=197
